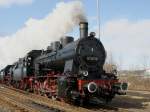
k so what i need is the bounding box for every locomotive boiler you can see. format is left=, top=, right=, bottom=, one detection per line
left=0, top=22, right=128, bottom=105
left=34, top=22, right=106, bottom=77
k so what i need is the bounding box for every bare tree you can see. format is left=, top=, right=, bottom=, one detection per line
left=106, top=51, right=116, bottom=65
left=116, top=54, right=123, bottom=71
left=104, top=51, right=117, bottom=73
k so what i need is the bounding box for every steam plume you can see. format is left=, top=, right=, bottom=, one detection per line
left=0, top=1, right=86, bottom=69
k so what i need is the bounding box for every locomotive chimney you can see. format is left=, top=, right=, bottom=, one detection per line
left=79, top=22, right=88, bottom=38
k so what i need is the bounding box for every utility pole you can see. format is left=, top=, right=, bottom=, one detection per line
left=97, top=0, right=100, bottom=40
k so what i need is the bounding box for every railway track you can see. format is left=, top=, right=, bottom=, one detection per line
left=0, top=84, right=130, bottom=112
left=0, top=85, right=90, bottom=112
left=85, top=103, right=131, bottom=112
left=0, top=87, right=41, bottom=112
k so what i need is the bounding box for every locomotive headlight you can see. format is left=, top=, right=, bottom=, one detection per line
left=83, top=71, right=88, bottom=77
left=80, top=70, right=88, bottom=77
left=87, top=82, right=97, bottom=93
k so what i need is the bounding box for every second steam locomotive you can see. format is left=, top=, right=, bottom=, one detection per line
left=0, top=22, right=127, bottom=104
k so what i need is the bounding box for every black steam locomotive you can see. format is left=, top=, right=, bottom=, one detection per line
left=0, top=22, right=127, bottom=104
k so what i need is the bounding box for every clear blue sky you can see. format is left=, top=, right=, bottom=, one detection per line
left=0, top=0, right=150, bottom=70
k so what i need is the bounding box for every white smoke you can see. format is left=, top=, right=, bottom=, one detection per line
left=0, top=1, right=86, bottom=69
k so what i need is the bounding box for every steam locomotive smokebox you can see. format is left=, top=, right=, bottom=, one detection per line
left=60, top=36, right=74, bottom=47
left=51, top=41, right=61, bottom=51
left=80, top=22, right=88, bottom=38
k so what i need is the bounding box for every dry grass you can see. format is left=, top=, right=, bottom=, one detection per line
left=119, top=75, right=150, bottom=91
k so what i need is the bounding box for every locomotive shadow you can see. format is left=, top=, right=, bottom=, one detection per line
left=110, top=91, right=150, bottom=110
left=82, top=102, right=119, bottom=111
left=82, top=91, right=150, bottom=111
